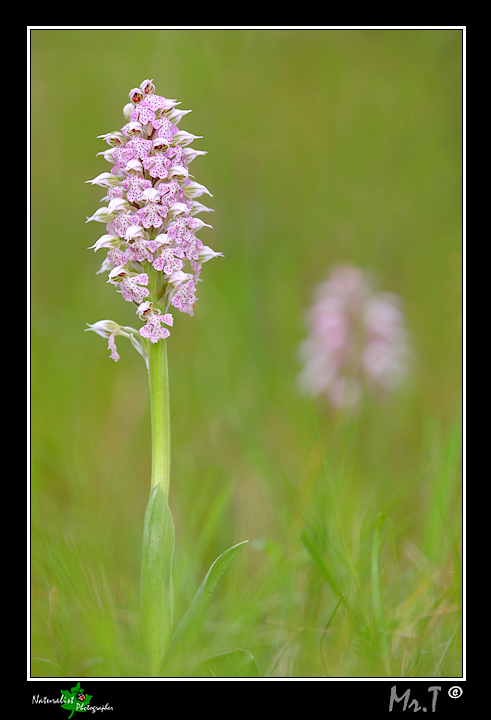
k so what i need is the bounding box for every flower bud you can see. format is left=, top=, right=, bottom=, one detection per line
left=85, top=206, right=115, bottom=224
left=107, top=197, right=131, bottom=214
left=107, top=264, right=129, bottom=282
left=87, top=234, right=121, bottom=252
left=167, top=270, right=193, bottom=287
left=182, top=180, right=213, bottom=199
left=122, top=121, right=144, bottom=138
left=85, top=319, right=124, bottom=338
left=124, top=159, right=144, bottom=175
left=129, top=87, right=144, bottom=105
left=123, top=103, right=134, bottom=120
left=85, top=171, right=123, bottom=188
left=183, top=148, right=207, bottom=164
left=198, top=246, right=223, bottom=263
left=151, top=137, right=168, bottom=152
left=96, top=147, right=116, bottom=163
left=172, top=130, right=202, bottom=147
left=125, top=224, right=150, bottom=242
left=141, top=187, right=160, bottom=204
left=167, top=165, right=189, bottom=180
left=153, top=232, right=171, bottom=246
left=166, top=107, right=192, bottom=125
left=136, top=300, right=154, bottom=319
left=139, top=79, right=156, bottom=96
left=167, top=202, right=188, bottom=218
left=98, top=131, right=126, bottom=147
left=191, top=218, right=213, bottom=232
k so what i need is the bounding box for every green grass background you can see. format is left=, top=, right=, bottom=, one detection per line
left=30, top=28, right=463, bottom=678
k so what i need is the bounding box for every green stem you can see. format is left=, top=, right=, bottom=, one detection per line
left=140, top=264, right=173, bottom=675
left=146, top=264, right=171, bottom=498
left=148, top=337, right=171, bottom=497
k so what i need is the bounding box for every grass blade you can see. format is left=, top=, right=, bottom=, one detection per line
left=161, top=540, right=248, bottom=675
left=300, top=531, right=347, bottom=608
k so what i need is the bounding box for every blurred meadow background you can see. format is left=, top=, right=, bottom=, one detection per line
left=30, top=28, right=463, bottom=678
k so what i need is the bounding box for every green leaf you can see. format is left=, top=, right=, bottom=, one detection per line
left=194, top=648, right=259, bottom=678
left=140, top=483, right=175, bottom=676
left=161, top=539, right=248, bottom=676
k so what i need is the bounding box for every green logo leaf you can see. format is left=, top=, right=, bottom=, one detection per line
left=60, top=682, right=93, bottom=719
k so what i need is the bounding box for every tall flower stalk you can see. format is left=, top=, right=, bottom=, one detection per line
left=85, top=80, right=248, bottom=677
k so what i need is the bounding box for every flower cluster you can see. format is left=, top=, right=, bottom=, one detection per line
left=298, top=265, right=411, bottom=408
left=85, top=79, right=222, bottom=361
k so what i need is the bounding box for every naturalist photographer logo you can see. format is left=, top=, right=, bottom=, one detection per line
left=60, top=682, right=92, bottom=717
left=32, top=682, right=113, bottom=716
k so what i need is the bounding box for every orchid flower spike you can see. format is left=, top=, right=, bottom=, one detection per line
left=85, top=80, right=222, bottom=361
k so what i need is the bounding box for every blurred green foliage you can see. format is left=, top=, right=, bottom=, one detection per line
left=30, top=28, right=462, bottom=678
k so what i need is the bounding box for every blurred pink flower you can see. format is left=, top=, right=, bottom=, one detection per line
left=299, top=265, right=411, bottom=408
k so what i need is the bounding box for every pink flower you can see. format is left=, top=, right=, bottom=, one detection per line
left=152, top=246, right=185, bottom=274
left=141, top=94, right=167, bottom=112
left=107, top=266, right=150, bottom=304
left=156, top=178, right=184, bottom=208
left=129, top=92, right=168, bottom=125
left=151, top=116, right=178, bottom=143
left=299, top=265, right=410, bottom=408
left=137, top=302, right=174, bottom=343
left=170, top=273, right=199, bottom=316
left=94, top=247, right=128, bottom=277
left=165, top=145, right=187, bottom=168
left=121, top=161, right=152, bottom=202
left=121, top=273, right=150, bottom=303
left=124, top=225, right=160, bottom=264
left=142, top=151, right=172, bottom=180
left=166, top=214, right=197, bottom=244
left=134, top=188, right=169, bottom=229
left=125, top=136, right=152, bottom=161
